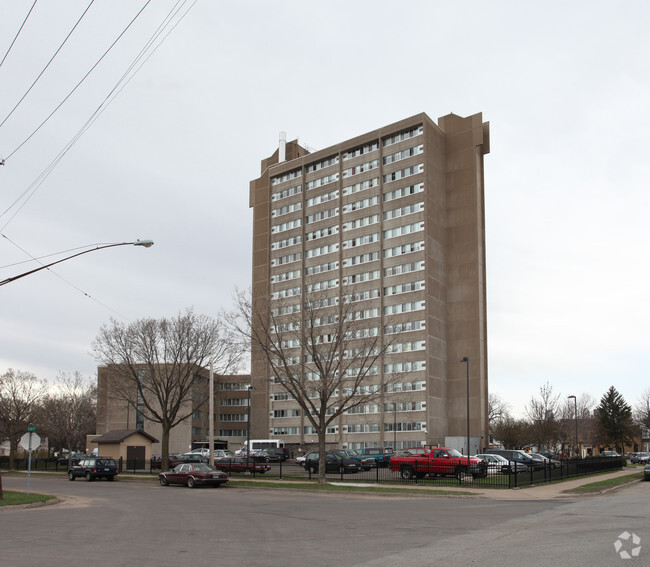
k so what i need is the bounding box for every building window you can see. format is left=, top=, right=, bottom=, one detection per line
left=383, top=202, right=424, bottom=221
left=271, top=168, right=302, bottom=186
left=383, top=222, right=425, bottom=240
left=306, top=155, right=339, bottom=173
left=383, top=183, right=424, bottom=202
left=343, top=232, right=380, bottom=249
left=342, top=251, right=379, bottom=267
left=383, top=241, right=424, bottom=258
left=272, top=184, right=302, bottom=202
left=342, top=141, right=378, bottom=159
left=383, top=261, right=425, bottom=277
left=383, top=280, right=425, bottom=296
left=342, top=159, right=379, bottom=178
left=384, top=360, right=426, bottom=373
left=305, top=208, right=338, bottom=224
left=342, top=195, right=379, bottom=214
left=382, top=125, right=423, bottom=147
left=342, top=214, right=379, bottom=231
left=384, top=320, right=426, bottom=334
left=384, top=300, right=425, bottom=315
left=342, top=177, right=379, bottom=196
left=306, top=190, right=338, bottom=207
left=383, top=144, right=424, bottom=165
left=271, top=235, right=301, bottom=251
left=306, top=173, right=339, bottom=190
left=272, top=202, right=301, bottom=218
left=383, top=163, right=424, bottom=183
left=272, top=218, right=302, bottom=234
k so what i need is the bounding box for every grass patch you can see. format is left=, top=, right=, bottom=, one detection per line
left=0, top=490, right=56, bottom=507
left=224, top=479, right=475, bottom=495
left=565, top=472, right=643, bottom=494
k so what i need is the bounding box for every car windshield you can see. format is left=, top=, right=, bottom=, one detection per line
left=446, top=449, right=463, bottom=458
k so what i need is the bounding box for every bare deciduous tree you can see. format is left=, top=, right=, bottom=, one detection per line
left=488, top=392, right=511, bottom=443
left=230, top=287, right=403, bottom=484
left=634, top=388, right=650, bottom=430
left=39, top=372, right=97, bottom=465
left=525, top=381, right=562, bottom=450
left=0, top=369, right=47, bottom=469
left=92, top=308, right=241, bottom=472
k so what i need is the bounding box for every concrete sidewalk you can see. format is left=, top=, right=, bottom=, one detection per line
left=413, top=467, right=643, bottom=500
left=324, top=468, right=643, bottom=500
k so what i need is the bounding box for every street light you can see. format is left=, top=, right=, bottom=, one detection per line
left=568, top=395, right=578, bottom=457
left=0, top=240, right=154, bottom=286
left=460, top=356, right=470, bottom=471
left=246, top=385, right=254, bottom=470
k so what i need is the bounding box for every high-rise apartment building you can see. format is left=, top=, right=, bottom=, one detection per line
left=249, top=112, right=489, bottom=452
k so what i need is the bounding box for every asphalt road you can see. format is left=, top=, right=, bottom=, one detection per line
left=1, top=474, right=648, bottom=566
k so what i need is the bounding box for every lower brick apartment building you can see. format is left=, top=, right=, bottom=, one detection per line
left=248, top=111, right=490, bottom=454
left=95, top=367, right=252, bottom=455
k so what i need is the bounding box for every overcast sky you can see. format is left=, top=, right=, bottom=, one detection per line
left=1, top=1, right=648, bottom=416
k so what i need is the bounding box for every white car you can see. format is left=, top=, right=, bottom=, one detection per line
left=474, top=453, right=527, bottom=474
left=295, top=453, right=307, bottom=465
left=184, top=448, right=210, bottom=458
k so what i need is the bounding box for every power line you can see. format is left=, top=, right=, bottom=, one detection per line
left=0, top=0, right=38, bottom=69
left=0, top=0, right=197, bottom=232
left=3, top=0, right=152, bottom=162
left=0, top=0, right=95, bottom=130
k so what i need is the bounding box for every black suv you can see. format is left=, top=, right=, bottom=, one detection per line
left=68, top=457, right=118, bottom=481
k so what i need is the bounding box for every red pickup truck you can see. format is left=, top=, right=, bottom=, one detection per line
left=389, top=447, right=487, bottom=480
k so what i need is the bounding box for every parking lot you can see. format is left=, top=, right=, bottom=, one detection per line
left=1, top=473, right=649, bottom=566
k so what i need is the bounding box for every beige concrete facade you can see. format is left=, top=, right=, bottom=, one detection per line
left=249, top=112, right=489, bottom=452
left=95, top=367, right=251, bottom=455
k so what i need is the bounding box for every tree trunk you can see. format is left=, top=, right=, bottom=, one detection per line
left=318, top=420, right=327, bottom=485
left=161, top=424, right=170, bottom=472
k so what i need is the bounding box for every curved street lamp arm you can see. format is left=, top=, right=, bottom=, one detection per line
left=0, top=240, right=153, bottom=287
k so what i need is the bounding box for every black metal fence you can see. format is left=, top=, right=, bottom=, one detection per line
left=0, top=455, right=624, bottom=490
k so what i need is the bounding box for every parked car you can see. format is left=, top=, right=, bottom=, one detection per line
left=328, top=449, right=377, bottom=470
left=68, top=457, right=118, bottom=481
left=159, top=463, right=229, bottom=488
left=630, top=452, right=650, bottom=464
left=302, top=452, right=362, bottom=474
left=601, top=450, right=621, bottom=457
left=644, top=463, right=650, bottom=481
left=474, top=453, right=526, bottom=474
left=214, top=457, right=271, bottom=474
left=212, top=449, right=235, bottom=460
left=253, top=448, right=289, bottom=462
left=58, top=452, right=88, bottom=466
left=169, top=453, right=207, bottom=468
left=529, top=453, right=561, bottom=469
left=295, top=453, right=308, bottom=465
left=484, top=449, right=542, bottom=471
left=184, top=448, right=211, bottom=458
left=357, top=447, right=394, bottom=467
left=151, top=454, right=183, bottom=470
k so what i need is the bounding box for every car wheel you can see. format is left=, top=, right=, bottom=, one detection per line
left=456, top=468, right=469, bottom=481
left=68, top=471, right=75, bottom=481
left=187, top=476, right=196, bottom=488
left=85, top=471, right=93, bottom=482
left=309, top=465, right=317, bottom=474
left=159, top=476, right=169, bottom=486
left=265, top=457, right=271, bottom=463
left=400, top=467, right=415, bottom=480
